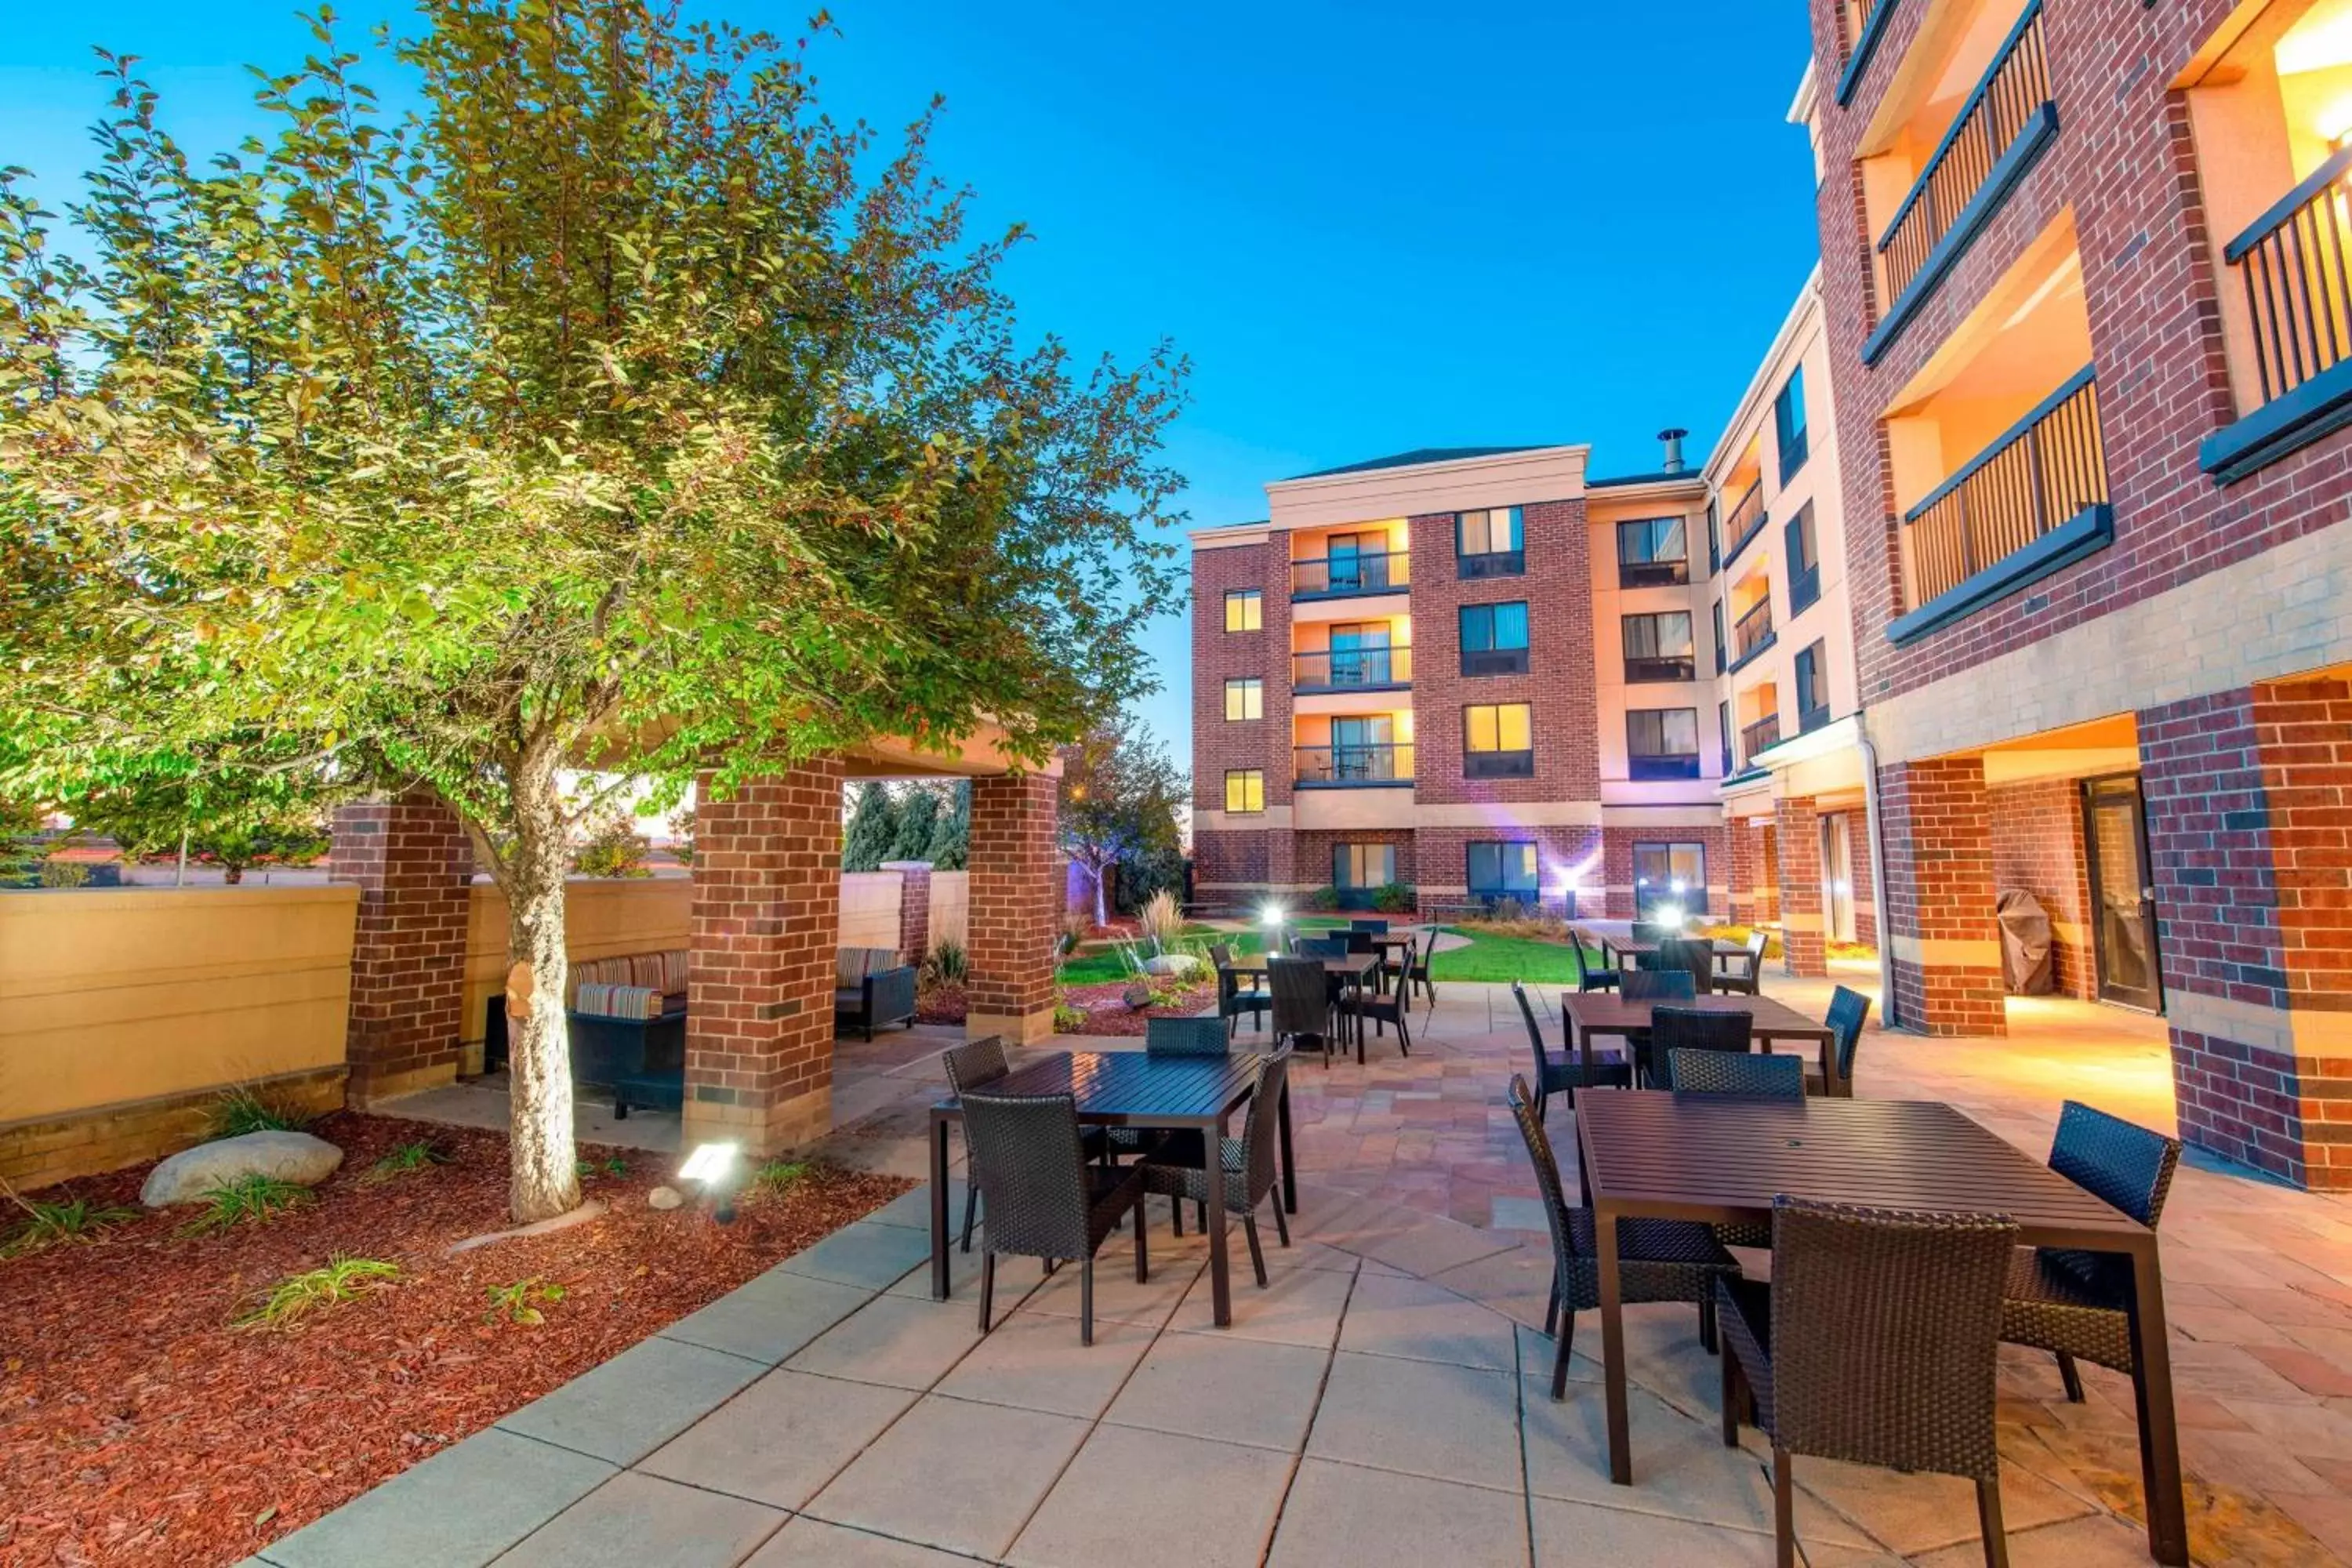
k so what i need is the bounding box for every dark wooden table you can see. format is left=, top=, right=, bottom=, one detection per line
left=929, top=1050, right=1286, bottom=1327
left=1572, top=920, right=1742, bottom=967
left=1575, top=1091, right=2185, bottom=1566
left=1219, top=953, right=1381, bottom=1047
left=1561, top=991, right=1840, bottom=1092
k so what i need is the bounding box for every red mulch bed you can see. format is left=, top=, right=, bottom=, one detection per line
left=0, top=1113, right=909, bottom=1568
left=913, top=980, right=1218, bottom=1036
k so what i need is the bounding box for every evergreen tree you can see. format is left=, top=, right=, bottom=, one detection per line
left=926, top=781, right=970, bottom=870
left=890, top=786, right=942, bottom=863
left=842, top=782, right=901, bottom=872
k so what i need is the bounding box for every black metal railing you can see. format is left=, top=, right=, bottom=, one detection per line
left=1294, top=645, right=1411, bottom=689
left=1733, top=598, right=1775, bottom=662
left=2225, top=143, right=2352, bottom=408
left=1292, top=552, right=1409, bottom=597
left=1295, top=743, right=1414, bottom=785
left=1721, top=481, right=1766, bottom=561
left=1877, top=2, right=2051, bottom=306
left=1457, top=549, right=1525, bottom=580
left=1465, top=749, right=1536, bottom=780
left=1742, top=713, right=1783, bottom=764
left=1628, top=752, right=1701, bottom=782
left=1903, top=365, right=2106, bottom=607
left=1624, top=654, right=1696, bottom=684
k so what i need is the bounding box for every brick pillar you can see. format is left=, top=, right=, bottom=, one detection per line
left=330, top=786, right=473, bottom=1103
left=883, top=860, right=933, bottom=965
left=2142, top=680, right=2352, bottom=1189
left=968, top=771, right=1060, bottom=1043
left=1878, top=758, right=2007, bottom=1036
left=1728, top=817, right=1767, bottom=926
left=685, top=760, right=844, bottom=1155
left=1756, top=824, right=1780, bottom=924
left=1774, top=795, right=1829, bottom=978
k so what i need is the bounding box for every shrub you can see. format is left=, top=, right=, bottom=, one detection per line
left=484, top=1276, right=567, bottom=1327
left=209, top=1085, right=314, bottom=1139
left=37, top=858, right=90, bottom=887
left=365, top=1140, right=453, bottom=1182
left=666, top=807, right=696, bottom=866
left=1053, top=1002, right=1088, bottom=1032
left=1303, top=885, right=1341, bottom=913
left=1, top=1192, right=140, bottom=1258
left=1060, top=906, right=1091, bottom=950
left=181, top=1174, right=316, bottom=1236
left=1371, top=882, right=1417, bottom=914
left=750, top=1159, right=808, bottom=1197
left=234, top=1256, right=399, bottom=1330
left=573, top=811, right=652, bottom=878
left=920, top=938, right=968, bottom=986
left=575, top=1155, right=628, bottom=1179
left=1136, top=889, right=1185, bottom=950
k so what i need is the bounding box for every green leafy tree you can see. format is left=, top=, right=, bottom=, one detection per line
left=924, top=780, right=969, bottom=870
left=1058, top=718, right=1186, bottom=928
left=841, top=782, right=901, bottom=873
left=72, top=763, right=332, bottom=884
left=0, top=4, right=1185, bottom=1221
left=888, top=785, right=942, bottom=863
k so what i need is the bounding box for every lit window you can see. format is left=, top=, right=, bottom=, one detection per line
left=1334, top=843, right=1398, bottom=889
left=1455, top=507, right=1523, bottom=557
left=1224, top=589, right=1261, bottom=632
left=1464, top=702, right=1533, bottom=753
left=1224, top=677, right=1262, bottom=721
left=1467, top=840, right=1538, bottom=895
left=1224, top=769, right=1265, bottom=814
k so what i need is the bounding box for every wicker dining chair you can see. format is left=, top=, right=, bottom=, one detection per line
left=1649, top=1005, right=1752, bottom=1089
left=1207, top=942, right=1269, bottom=1037
left=958, top=1088, right=1149, bottom=1345
left=1348, top=918, right=1391, bottom=935
left=1716, top=1199, right=2019, bottom=1568
left=1619, top=967, right=1697, bottom=1002
left=1403, top=933, right=1437, bottom=1007
left=941, top=1036, right=1014, bottom=1254
left=1145, top=1014, right=1234, bottom=1056
left=1631, top=920, right=1670, bottom=943
left=1668, top=1047, right=1805, bottom=1100
left=1294, top=934, right=1349, bottom=960
left=1508, top=1073, right=1741, bottom=1400
left=1515, top=979, right=1628, bottom=1121
left=1570, top=935, right=1621, bottom=994
left=2002, top=1100, right=2182, bottom=1405
left=1661, top=936, right=1719, bottom=996
left=1340, top=971, right=1411, bottom=1062
left=1269, top=955, right=1338, bottom=1065
left=1802, top=985, right=1874, bottom=1098
left=1714, top=930, right=1771, bottom=996
left=1142, top=1052, right=1292, bottom=1281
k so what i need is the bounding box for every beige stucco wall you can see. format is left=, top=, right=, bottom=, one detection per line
left=929, top=870, right=969, bottom=951
left=459, top=877, right=695, bottom=1047
left=0, top=885, right=358, bottom=1127
left=839, top=872, right=906, bottom=952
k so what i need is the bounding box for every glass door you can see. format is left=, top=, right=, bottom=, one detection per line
left=1330, top=716, right=1393, bottom=781
left=2082, top=775, right=2163, bottom=1011
left=1820, top=815, right=1856, bottom=944
left=1329, top=622, right=1390, bottom=687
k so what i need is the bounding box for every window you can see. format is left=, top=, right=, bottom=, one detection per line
left=1719, top=700, right=1734, bottom=775
left=1706, top=502, right=1721, bottom=575
left=1774, top=365, right=1809, bottom=482
left=1785, top=505, right=1821, bottom=614
left=1223, top=769, right=1264, bottom=814
left=1796, top=639, right=1831, bottom=731
left=1627, top=707, right=1701, bottom=780
left=1632, top=841, right=1709, bottom=918
left=1463, top=702, right=1534, bottom=778
left=1467, top=840, right=1538, bottom=899
left=1455, top=506, right=1525, bottom=578
left=1334, top=842, right=1397, bottom=890
left=1621, top=611, right=1694, bottom=683
left=1712, top=599, right=1726, bottom=675
left=1223, top=677, right=1262, bottom=721
left=1459, top=601, right=1530, bottom=676
left=1616, top=517, right=1687, bottom=587
left=1223, top=589, right=1261, bottom=632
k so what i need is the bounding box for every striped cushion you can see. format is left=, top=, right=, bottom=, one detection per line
left=572, top=982, right=663, bottom=1021
left=657, top=949, right=690, bottom=994
left=567, top=957, right=630, bottom=1004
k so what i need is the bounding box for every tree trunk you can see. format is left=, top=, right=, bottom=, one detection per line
left=223, top=865, right=244, bottom=886
left=503, top=750, right=583, bottom=1222
left=1093, top=858, right=1109, bottom=928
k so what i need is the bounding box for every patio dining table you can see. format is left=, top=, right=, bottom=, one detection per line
left=1218, top=952, right=1383, bottom=1048
left=1571, top=920, right=1743, bottom=968
left=1560, top=990, right=1839, bottom=1092
left=1575, top=1091, right=2186, bottom=1566
left=928, top=1048, right=1294, bottom=1327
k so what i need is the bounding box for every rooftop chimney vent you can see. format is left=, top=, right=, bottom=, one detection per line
left=1657, top=427, right=1689, bottom=474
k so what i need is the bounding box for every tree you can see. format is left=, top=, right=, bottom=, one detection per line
left=0, top=4, right=1186, bottom=1221
left=1058, top=719, right=1186, bottom=928
left=887, top=784, right=941, bottom=863
left=924, top=780, right=970, bottom=870
left=75, top=779, right=331, bottom=884
left=842, top=782, right=901, bottom=873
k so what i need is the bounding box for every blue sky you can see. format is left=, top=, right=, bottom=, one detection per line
left=1, top=1, right=1823, bottom=764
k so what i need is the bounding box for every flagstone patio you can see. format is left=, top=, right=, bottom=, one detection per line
left=252, top=969, right=2352, bottom=1566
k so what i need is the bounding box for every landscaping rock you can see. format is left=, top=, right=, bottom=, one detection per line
left=1142, top=953, right=1203, bottom=978
left=648, top=1185, right=685, bottom=1211
left=141, top=1131, right=344, bottom=1208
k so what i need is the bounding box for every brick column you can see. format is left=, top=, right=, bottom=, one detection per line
left=1878, top=758, right=2006, bottom=1036
left=2143, top=681, right=2352, bottom=1189
left=1774, top=795, right=1829, bottom=978
left=883, top=859, right=933, bottom=965
left=1757, top=824, right=1781, bottom=924
left=968, top=771, right=1060, bottom=1042
left=1728, top=818, right=1763, bottom=926
left=330, top=786, right=473, bottom=1103
left=685, top=760, right=844, bottom=1155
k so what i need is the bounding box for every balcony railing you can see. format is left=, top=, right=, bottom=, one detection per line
left=1293, top=645, right=1411, bottom=691
left=1624, top=653, right=1696, bottom=684
left=2205, top=145, right=2352, bottom=481
left=1875, top=2, right=2054, bottom=316
left=1292, top=552, right=1409, bottom=599
left=1902, top=366, right=2107, bottom=612
left=1733, top=598, right=1775, bottom=664
left=1836, top=0, right=1899, bottom=106
left=1295, top=743, right=1414, bottom=786
left=1721, top=481, right=1766, bottom=564
left=1741, top=713, right=1783, bottom=764
left=1465, top=749, right=1535, bottom=780
left=1457, top=549, right=1525, bottom=580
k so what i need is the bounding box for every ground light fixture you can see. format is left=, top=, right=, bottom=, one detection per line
left=679, top=1140, right=743, bottom=1224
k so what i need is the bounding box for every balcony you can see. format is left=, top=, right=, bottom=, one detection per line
left=2202, top=147, right=2352, bottom=482
left=1624, top=653, right=1695, bottom=684
left=1720, top=481, right=1766, bottom=568
left=1457, top=549, right=1524, bottom=581
left=1292, top=552, right=1409, bottom=601
left=1465, top=749, right=1535, bottom=780
left=1293, top=645, right=1411, bottom=692
left=1835, top=0, right=1899, bottom=107
left=1741, top=713, right=1784, bottom=765
left=1864, top=2, right=2057, bottom=363
left=1461, top=645, right=1529, bottom=677
left=1295, top=743, right=1414, bottom=787
left=1729, top=598, right=1775, bottom=671
left=1890, top=366, right=2109, bottom=644
left=1628, top=751, right=1701, bottom=782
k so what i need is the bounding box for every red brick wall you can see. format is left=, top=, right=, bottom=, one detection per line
left=1415, top=825, right=1603, bottom=917
left=1774, top=796, right=1828, bottom=978
left=967, top=771, right=1060, bottom=1032
left=1878, top=758, right=2007, bottom=1036
left=1759, top=822, right=1780, bottom=924
left=1294, top=829, right=1414, bottom=902
left=1809, top=0, right=2352, bottom=705
left=887, top=862, right=931, bottom=966
left=1193, top=829, right=1269, bottom=891
left=1987, top=780, right=2096, bottom=1000
left=1191, top=537, right=1290, bottom=821
left=1599, top=823, right=1730, bottom=923
left=1729, top=817, right=1766, bottom=924
left=330, top=787, right=472, bottom=1102
left=686, top=761, right=844, bottom=1151
left=1842, top=808, right=1876, bottom=927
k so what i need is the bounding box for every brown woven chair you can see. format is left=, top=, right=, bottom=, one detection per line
left=1716, top=1198, right=2019, bottom=1568
left=1508, top=1073, right=1741, bottom=1400
left=1620, top=967, right=1696, bottom=1002
left=959, top=1088, right=1149, bottom=1345
left=2002, top=1101, right=2182, bottom=1406
left=1207, top=942, right=1269, bottom=1036
left=1668, top=1047, right=1804, bottom=1100
left=941, top=1036, right=1008, bottom=1254
left=1661, top=936, right=1719, bottom=995
left=1515, top=979, right=1628, bottom=1122
left=1648, top=1004, right=1751, bottom=1090
left=1802, top=985, right=1874, bottom=1098
left=1714, top=930, right=1770, bottom=995
left=1142, top=1052, right=1292, bottom=1279
left=1269, top=955, right=1338, bottom=1065
left=1570, top=935, right=1621, bottom=993
left=1403, top=932, right=1437, bottom=1007
left=1339, top=973, right=1411, bottom=1062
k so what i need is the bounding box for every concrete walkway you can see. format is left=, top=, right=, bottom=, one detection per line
left=256, top=971, right=2352, bottom=1566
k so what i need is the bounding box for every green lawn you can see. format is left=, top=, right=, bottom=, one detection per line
left=1055, top=924, right=1276, bottom=986
left=1425, top=930, right=1599, bottom=985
